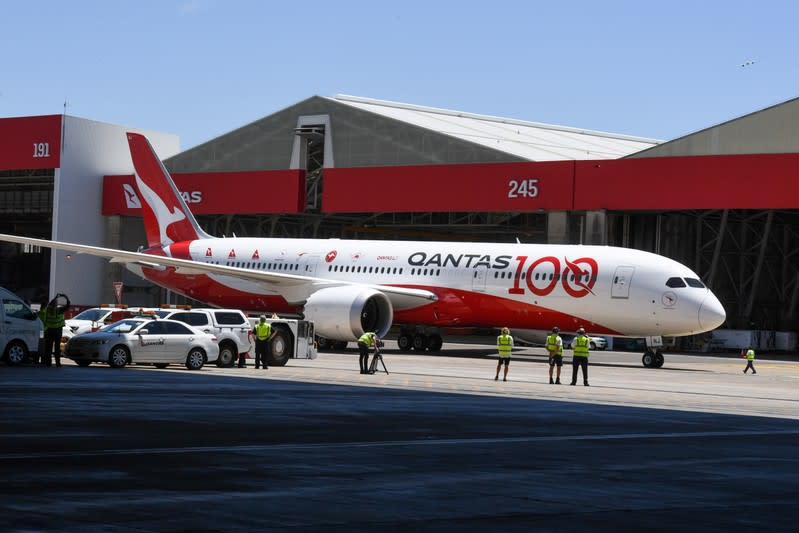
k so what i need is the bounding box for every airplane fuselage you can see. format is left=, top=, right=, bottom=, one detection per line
left=133, top=237, right=725, bottom=338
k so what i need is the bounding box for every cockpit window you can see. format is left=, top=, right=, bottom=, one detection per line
left=685, top=278, right=705, bottom=288
left=666, top=277, right=687, bottom=288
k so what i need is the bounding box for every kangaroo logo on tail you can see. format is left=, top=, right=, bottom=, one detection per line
left=126, top=132, right=210, bottom=252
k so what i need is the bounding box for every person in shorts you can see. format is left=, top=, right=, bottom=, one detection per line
left=494, top=327, right=513, bottom=381
left=546, top=326, right=563, bottom=384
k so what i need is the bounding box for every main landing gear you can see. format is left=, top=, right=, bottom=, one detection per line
left=397, top=327, right=443, bottom=353
left=642, top=349, right=665, bottom=368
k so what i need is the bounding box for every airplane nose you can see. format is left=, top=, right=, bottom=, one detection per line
left=699, top=292, right=726, bottom=331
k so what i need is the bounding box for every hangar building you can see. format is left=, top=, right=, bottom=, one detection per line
left=2, top=94, right=799, bottom=349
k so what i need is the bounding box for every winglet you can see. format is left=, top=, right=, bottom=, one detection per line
left=126, top=132, right=210, bottom=249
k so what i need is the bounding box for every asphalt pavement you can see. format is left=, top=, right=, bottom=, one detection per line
left=2, top=340, right=798, bottom=532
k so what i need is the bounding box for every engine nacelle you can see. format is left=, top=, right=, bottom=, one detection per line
left=303, top=286, right=393, bottom=341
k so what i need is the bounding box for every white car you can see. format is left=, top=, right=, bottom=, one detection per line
left=65, top=318, right=219, bottom=370
left=63, top=307, right=132, bottom=339
left=568, top=335, right=607, bottom=351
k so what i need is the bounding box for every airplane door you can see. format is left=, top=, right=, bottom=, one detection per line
left=472, top=267, right=487, bottom=292
left=301, top=255, right=320, bottom=276
left=611, top=266, right=635, bottom=299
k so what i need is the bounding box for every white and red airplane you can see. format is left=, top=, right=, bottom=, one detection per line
left=0, top=132, right=726, bottom=367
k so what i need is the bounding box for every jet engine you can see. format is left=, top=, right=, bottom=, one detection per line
left=303, top=286, right=393, bottom=341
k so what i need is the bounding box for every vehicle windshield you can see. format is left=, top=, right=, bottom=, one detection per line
left=71, top=308, right=111, bottom=321
left=105, top=318, right=149, bottom=333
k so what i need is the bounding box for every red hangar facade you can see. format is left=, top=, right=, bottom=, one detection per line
left=2, top=94, right=799, bottom=350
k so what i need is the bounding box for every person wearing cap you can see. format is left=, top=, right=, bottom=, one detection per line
left=546, top=326, right=564, bottom=384
left=494, top=327, right=514, bottom=381
left=570, top=327, right=590, bottom=386
left=358, top=331, right=377, bottom=374
left=250, top=315, right=274, bottom=369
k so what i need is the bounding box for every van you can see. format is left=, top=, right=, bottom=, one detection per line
left=0, top=287, right=43, bottom=365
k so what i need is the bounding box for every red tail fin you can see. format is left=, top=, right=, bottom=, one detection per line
left=126, top=132, right=209, bottom=249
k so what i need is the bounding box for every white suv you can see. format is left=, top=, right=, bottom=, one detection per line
left=158, top=308, right=252, bottom=367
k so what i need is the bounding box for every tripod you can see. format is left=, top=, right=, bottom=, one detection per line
left=368, top=346, right=389, bottom=375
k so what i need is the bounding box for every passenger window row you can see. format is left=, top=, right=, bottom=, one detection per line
left=493, top=271, right=596, bottom=282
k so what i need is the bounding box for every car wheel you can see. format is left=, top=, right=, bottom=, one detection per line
left=589, top=341, right=597, bottom=350
left=268, top=328, right=293, bottom=367
left=216, top=342, right=237, bottom=368
left=4, top=340, right=29, bottom=366
left=185, top=348, right=205, bottom=370
left=108, top=346, right=130, bottom=368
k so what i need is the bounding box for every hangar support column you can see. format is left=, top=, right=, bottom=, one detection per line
left=102, top=216, right=124, bottom=304
left=546, top=212, right=569, bottom=244
left=582, top=210, right=607, bottom=245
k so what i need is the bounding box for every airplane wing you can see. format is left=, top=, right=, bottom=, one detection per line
left=0, top=233, right=437, bottom=309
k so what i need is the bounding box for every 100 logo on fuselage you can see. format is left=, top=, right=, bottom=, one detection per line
left=407, top=252, right=598, bottom=298
left=509, top=256, right=598, bottom=298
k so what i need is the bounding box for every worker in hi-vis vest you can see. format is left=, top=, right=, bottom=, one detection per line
left=39, top=292, right=70, bottom=367
left=251, top=315, right=274, bottom=369
left=570, top=327, right=590, bottom=386
left=358, top=331, right=377, bottom=374
left=742, top=346, right=756, bottom=374
left=494, top=327, right=514, bottom=381
left=546, top=326, right=564, bottom=384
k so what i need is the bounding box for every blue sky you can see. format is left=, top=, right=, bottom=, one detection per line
left=2, top=0, right=797, bottom=150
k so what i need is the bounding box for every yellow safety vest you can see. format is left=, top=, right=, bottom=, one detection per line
left=746, top=349, right=755, bottom=361
left=546, top=334, right=562, bottom=355
left=39, top=306, right=65, bottom=329
left=255, top=322, right=271, bottom=340
left=573, top=335, right=590, bottom=357
left=497, top=334, right=513, bottom=357
left=359, top=332, right=375, bottom=346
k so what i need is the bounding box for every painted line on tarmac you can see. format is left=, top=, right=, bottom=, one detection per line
left=3, top=428, right=799, bottom=461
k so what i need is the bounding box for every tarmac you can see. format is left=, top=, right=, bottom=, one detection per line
left=2, top=338, right=798, bottom=532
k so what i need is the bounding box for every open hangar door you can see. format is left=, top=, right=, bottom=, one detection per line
left=0, top=168, right=55, bottom=304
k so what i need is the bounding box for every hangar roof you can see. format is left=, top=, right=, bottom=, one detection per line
left=328, top=94, right=661, bottom=161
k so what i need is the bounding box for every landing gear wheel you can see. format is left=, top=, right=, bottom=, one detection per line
left=412, top=334, right=427, bottom=351
left=642, top=350, right=655, bottom=368
left=654, top=351, right=665, bottom=368
left=397, top=334, right=413, bottom=352
left=427, top=333, right=443, bottom=352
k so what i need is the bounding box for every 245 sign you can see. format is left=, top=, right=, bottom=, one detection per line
left=508, top=256, right=598, bottom=298
left=507, top=178, right=538, bottom=198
